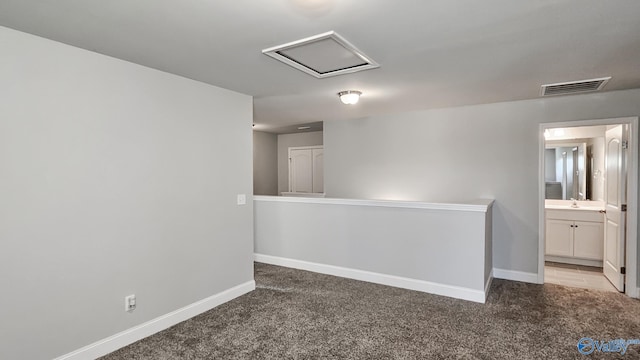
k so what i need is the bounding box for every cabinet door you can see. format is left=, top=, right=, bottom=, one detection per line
left=546, top=219, right=573, bottom=257
left=573, top=221, right=604, bottom=260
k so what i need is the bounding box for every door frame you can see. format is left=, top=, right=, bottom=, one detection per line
left=538, top=117, right=638, bottom=298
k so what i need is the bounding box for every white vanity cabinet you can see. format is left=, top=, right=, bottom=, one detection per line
left=545, top=209, right=604, bottom=265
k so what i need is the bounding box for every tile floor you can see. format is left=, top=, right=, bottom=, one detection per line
left=544, top=261, right=619, bottom=292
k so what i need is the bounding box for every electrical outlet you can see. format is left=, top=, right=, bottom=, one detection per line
left=237, top=194, right=246, bottom=205
left=125, top=294, right=136, bottom=312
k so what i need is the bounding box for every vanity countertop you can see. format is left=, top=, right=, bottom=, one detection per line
left=545, top=199, right=605, bottom=212
left=545, top=204, right=605, bottom=212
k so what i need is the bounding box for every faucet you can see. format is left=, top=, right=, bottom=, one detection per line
left=570, top=198, right=579, bottom=208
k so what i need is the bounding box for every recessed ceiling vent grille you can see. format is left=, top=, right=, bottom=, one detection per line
left=540, top=77, right=611, bottom=96
left=262, top=31, right=379, bottom=79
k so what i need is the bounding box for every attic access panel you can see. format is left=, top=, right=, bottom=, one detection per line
left=262, top=31, right=379, bottom=78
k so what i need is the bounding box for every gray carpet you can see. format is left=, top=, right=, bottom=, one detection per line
left=101, top=263, right=640, bottom=359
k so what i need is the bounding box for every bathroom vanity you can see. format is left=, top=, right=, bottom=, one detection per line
left=545, top=201, right=605, bottom=267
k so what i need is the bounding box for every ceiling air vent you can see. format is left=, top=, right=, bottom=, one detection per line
left=540, top=77, right=611, bottom=97
left=262, top=31, right=379, bottom=79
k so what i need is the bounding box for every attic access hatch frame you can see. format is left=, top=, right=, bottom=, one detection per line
left=262, top=31, right=379, bottom=79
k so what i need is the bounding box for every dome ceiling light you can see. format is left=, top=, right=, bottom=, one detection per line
left=338, top=90, right=362, bottom=105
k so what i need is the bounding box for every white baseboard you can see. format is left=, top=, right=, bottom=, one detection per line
left=484, top=269, right=494, bottom=300
left=493, top=268, right=538, bottom=284
left=54, top=280, right=255, bottom=360
left=254, top=253, right=486, bottom=303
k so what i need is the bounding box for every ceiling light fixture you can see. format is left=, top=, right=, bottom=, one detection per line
left=338, top=90, right=362, bottom=105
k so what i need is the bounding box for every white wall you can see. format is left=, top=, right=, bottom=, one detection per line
left=253, top=131, right=278, bottom=195
left=277, top=131, right=323, bottom=195
left=0, top=26, right=253, bottom=360
left=324, top=88, right=640, bottom=280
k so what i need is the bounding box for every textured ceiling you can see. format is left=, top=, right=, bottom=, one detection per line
left=1, top=0, right=640, bottom=132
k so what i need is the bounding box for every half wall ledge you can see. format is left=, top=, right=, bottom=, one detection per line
left=254, top=196, right=494, bottom=303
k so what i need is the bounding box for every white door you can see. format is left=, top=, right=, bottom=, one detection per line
left=603, top=125, right=627, bottom=292
left=312, top=148, right=324, bottom=193
left=289, top=149, right=313, bottom=193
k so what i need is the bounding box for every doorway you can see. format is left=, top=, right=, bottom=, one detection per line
left=538, top=117, right=638, bottom=298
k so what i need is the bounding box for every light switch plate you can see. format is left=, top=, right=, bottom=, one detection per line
left=237, top=194, right=246, bottom=205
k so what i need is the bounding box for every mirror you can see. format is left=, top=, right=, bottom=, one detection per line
left=545, top=142, right=587, bottom=200
left=544, top=125, right=607, bottom=201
